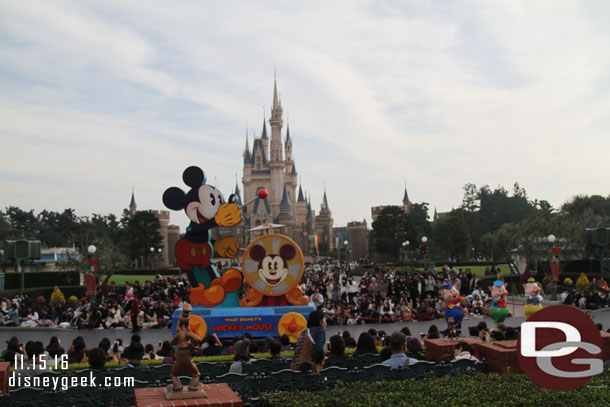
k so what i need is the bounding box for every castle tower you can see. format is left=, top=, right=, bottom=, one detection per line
left=402, top=184, right=411, bottom=214
left=316, top=189, right=334, bottom=249
left=129, top=188, right=137, bottom=216
left=278, top=184, right=295, bottom=231
left=285, top=123, right=293, bottom=162
left=269, top=77, right=285, bottom=218
left=261, top=117, right=269, bottom=158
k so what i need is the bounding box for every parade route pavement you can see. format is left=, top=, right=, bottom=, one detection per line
left=1, top=306, right=608, bottom=350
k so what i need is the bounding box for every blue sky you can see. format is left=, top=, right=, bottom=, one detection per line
left=1, top=0, right=610, bottom=232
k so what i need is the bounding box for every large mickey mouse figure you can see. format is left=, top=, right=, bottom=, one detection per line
left=163, top=166, right=243, bottom=307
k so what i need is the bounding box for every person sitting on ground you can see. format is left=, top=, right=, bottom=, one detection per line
left=201, top=333, right=223, bottom=356
left=279, top=334, right=292, bottom=352
left=15, top=341, right=50, bottom=378
left=504, top=327, right=518, bottom=341
left=452, top=341, right=479, bottom=362
left=229, top=338, right=253, bottom=373
left=406, top=337, right=425, bottom=360
left=381, top=332, right=418, bottom=369
left=327, top=334, right=347, bottom=359
left=379, top=346, right=392, bottom=362
left=46, top=336, right=65, bottom=358
left=68, top=337, right=87, bottom=364
left=98, top=338, right=116, bottom=362
left=423, top=324, right=440, bottom=340
left=143, top=344, right=157, bottom=360
left=267, top=339, right=286, bottom=361
left=88, top=347, right=107, bottom=370
left=354, top=332, right=378, bottom=356
left=122, top=334, right=145, bottom=367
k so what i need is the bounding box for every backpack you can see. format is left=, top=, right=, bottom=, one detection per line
left=291, top=329, right=315, bottom=371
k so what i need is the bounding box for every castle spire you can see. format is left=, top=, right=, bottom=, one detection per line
left=403, top=183, right=410, bottom=204
left=261, top=116, right=268, bottom=139
left=129, top=187, right=137, bottom=216
left=297, top=184, right=306, bottom=202
left=322, top=189, right=330, bottom=213
left=273, top=75, right=280, bottom=110
left=280, top=184, right=292, bottom=207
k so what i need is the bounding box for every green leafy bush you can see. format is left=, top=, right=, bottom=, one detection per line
left=260, top=368, right=610, bottom=407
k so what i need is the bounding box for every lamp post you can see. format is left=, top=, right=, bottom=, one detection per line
left=86, top=245, right=97, bottom=303
left=149, top=247, right=154, bottom=270
left=421, top=236, right=428, bottom=269
left=402, top=240, right=410, bottom=263
left=548, top=234, right=560, bottom=301
left=343, top=240, right=349, bottom=265
left=472, top=247, right=475, bottom=261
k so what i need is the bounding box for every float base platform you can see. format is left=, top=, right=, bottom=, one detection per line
left=172, top=304, right=316, bottom=339
left=135, top=384, right=242, bottom=407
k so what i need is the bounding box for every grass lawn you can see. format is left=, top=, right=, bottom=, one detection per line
left=109, top=274, right=158, bottom=285
left=409, top=264, right=513, bottom=276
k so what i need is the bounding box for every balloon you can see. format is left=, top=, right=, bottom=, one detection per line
left=258, top=189, right=269, bottom=199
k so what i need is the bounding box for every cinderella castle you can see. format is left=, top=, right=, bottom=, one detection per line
left=217, top=78, right=334, bottom=256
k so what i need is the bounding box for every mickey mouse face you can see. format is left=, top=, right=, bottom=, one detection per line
left=185, top=185, right=225, bottom=224
left=258, top=255, right=290, bottom=286
left=163, top=166, right=233, bottom=225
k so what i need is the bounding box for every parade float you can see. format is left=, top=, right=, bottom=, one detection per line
left=163, top=166, right=315, bottom=342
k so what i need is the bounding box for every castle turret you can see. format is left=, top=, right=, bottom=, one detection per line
left=285, top=123, right=293, bottom=162
left=129, top=188, right=137, bottom=216
left=268, top=76, right=285, bottom=218
left=402, top=184, right=411, bottom=214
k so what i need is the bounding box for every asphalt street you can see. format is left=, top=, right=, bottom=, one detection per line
left=1, top=306, right=608, bottom=350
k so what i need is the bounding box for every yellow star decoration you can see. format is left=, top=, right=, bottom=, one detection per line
left=189, top=315, right=207, bottom=340
left=278, top=312, right=307, bottom=343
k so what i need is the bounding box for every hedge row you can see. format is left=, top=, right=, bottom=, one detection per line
left=259, top=367, right=610, bottom=407
left=2, top=271, right=80, bottom=289
left=0, top=285, right=85, bottom=302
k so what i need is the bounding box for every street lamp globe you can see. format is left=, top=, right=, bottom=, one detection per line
left=344, top=240, right=348, bottom=246
left=150, top=247, right=154, bottom=252
left=421, top=236, right=428, bottom=243
left=158, top=247, right=162, bottom=253
left=547, top=234, right=556, bottom=244
left=87, top=245, right=97, bottom=255
left=406, top=240, right=410, bottom=246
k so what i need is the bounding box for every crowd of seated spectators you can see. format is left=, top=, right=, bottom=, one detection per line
left=303, top=263, right=506, bottom=326
left=0, top=274, right=190, bottom=330
left=560, top=277, right=610, bottom=310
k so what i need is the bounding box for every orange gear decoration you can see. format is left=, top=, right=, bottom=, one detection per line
left=189, top=314, right=207, bottom=340
left=278, top=312, right=307, bottom=343
left=239, top=288, right=264, bottom=307
left=242, top=234, right=305, bottom=297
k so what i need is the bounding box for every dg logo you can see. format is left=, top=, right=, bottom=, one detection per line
left=517, top=305, right=603, bottom=391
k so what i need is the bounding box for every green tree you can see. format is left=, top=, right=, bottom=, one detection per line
left=125, top=211, right=163, bottom=262
left=405, top=203, right=432, bottom=242
left=5, top=206, right=40, bottom=238
left=431, top=214, right=471, bottom=261
left=372, top=206, right=409, bottom=260
left=461, top=183, right=479, bottom=213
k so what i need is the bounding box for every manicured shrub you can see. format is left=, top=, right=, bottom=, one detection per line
left=260, top=368, right=610, bottom=407
left=49, top=285, right=66, bottom=306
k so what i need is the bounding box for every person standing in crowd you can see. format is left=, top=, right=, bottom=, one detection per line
left=291, top=309, right=327, bottom=373
left=130, top=296, right=140, bottom=333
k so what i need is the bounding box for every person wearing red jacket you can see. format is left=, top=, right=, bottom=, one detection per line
left=130, top=297, right=140, bottom=333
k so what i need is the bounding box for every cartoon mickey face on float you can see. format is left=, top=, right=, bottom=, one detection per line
left=250, top=244, right=296, bottom=287
left=162, top=166, right=236, bottom=226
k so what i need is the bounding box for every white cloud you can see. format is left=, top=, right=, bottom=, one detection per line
left=1, top=0, right=610, bottom=230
